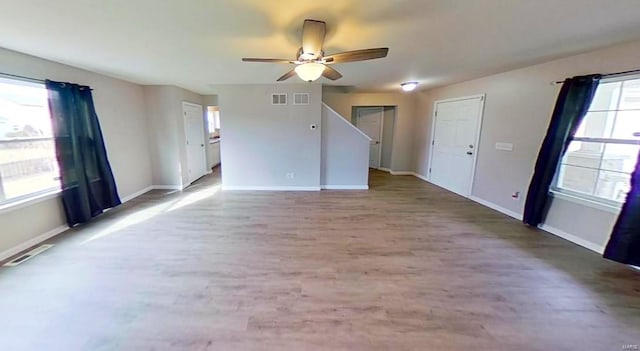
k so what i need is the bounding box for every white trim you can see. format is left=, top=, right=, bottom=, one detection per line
left=427, top=94, right=486, bottom=198
left=152, top=185, right=184, bottom=190
left=322, top=103, right=371, bottom=141
left=550, top=190, right=621, bottom=214
left=0, top=189, right=61, bottom=215
left=0, top=225, right=68, bottom=263
left=222, top=186, right=321, bottom=191
left=321, top=185, right=369, bottom=190
left=378, top=167, right=391, bottom=173
left=411, top=173, right=606, bottom=255
left=390, top=171, right=414, bottom=176
left=469, top=195, right=521, bottom=220
left=120, top=186, right=153, bottom=203
left=412, top=172, right=430, bottom=182
left=183, top=102, right=207, bottom=185
left=539, top=224, right=605, bottom=254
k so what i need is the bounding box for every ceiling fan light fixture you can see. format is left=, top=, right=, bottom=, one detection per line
left=401, top=81, right=418, bottom=92
left=295, top=62, right=325, bottom=82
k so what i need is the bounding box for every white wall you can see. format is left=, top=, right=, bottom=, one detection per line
left=323, top=90, right=416, bottom=172
left=413, top=40, right=640, bottom=251
left=0, top=47, right=153, bottom=259
left=144, top=85, right=203, bottom=188
left=211, top=84, right=322, bottom=190
left=321, top=103, right=370, bottom=188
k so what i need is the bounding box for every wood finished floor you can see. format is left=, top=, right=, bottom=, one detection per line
left=0, top=169, right=639, bottom=351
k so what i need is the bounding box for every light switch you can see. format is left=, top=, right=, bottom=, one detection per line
left=495, top=142, right=513, bottom=151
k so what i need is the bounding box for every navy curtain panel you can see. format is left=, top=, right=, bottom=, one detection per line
left=46, top=80, right=121, bottom=227
left=522, top=74, right=601, bottom=226
left=603, top=151, right=640, bottom=265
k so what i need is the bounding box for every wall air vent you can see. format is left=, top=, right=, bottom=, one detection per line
left=3, top=244, right=54, bottom=267
left=293, top=93, right=310, bottom=105
left=271, top=93, right=287, bottom=105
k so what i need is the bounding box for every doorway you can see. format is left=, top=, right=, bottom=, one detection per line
left=428, top=95, right=485, bottom=197
left=354, top=106, right=396, bottom=170
left=183, top=102, right=207, bottom=185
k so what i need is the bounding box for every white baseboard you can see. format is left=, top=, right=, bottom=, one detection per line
left=539, top=224, right=605, bottom=254
left=0, top=225, right=68, bottom=263
left=120, top=186, right=154, bottom=203
left=222, top=186, right=321, bottom=191
left=321, top=185, right=369, bottom=190
left=378, top=167, right=391, bottom=173
left=410, top=171, right=605, bottom=255
left=411, top=172, right=430, bottom=182
left=469, top=196, right=522, bottom=220
left=390, top=171, right=414, bottom=176
left=152, top=185, right=183, bottom=190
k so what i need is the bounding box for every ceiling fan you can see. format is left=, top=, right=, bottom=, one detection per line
left=242, top=19, right=389, bottom=82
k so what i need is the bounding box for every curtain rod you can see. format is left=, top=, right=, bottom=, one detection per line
left=552, top=68, right=640, bottom=85
left=0, top=72, right=45, bottom=84
left=0, top=72, right=93, bottom=90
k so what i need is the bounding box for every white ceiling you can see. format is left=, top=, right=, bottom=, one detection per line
left=1, top=0, right=640, bottom=94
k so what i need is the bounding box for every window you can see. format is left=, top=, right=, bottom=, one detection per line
left=553, top=76, right=640, bottom=207
left=206, top=106, right=220, bottom=139
left=0, top=77, right=60, bottom=206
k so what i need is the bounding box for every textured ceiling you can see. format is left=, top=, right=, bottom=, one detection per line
left=1, top=0, right=640, bottom=94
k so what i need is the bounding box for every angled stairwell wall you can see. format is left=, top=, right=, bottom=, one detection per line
left=321, top=103, right=371, bottom=189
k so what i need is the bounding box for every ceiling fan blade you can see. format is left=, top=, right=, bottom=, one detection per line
left=324, top=48, right=389, bottom=63
left=277, top=69, right=297, bottom=81
left=242, top=58, right=295, bottom=63
left=322, top=66, right=342, bottom=80
left=301, top=19, right=326, bottom=58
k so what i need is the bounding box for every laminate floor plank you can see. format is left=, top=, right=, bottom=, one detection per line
left=0, top=168, right=638, bottom=350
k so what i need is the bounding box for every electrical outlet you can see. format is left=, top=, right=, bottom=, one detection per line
left=286, top=172, right=295, bottom=179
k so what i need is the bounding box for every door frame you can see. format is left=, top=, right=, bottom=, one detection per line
left=182, top=101, right=207, bottom=185
left=427, top=94, right=486, bottom=197
left=356, top=106, right=384, bottom=169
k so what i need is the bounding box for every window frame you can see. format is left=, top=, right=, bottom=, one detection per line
left=550, top=74, right=640, bottom=210
left=0, top=76, right=61, bottom=211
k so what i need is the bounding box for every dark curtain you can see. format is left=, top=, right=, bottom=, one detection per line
left=46, top=80, right=121, bottom=227
left=603, top=151, right=640, bottom=265
left=523, top=74, right=601, bottom=226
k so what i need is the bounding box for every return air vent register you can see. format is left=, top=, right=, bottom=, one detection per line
left=271, top=93, right=287, bottom=105
left=293, top=93, right=310, bottom=105
left=3, top=244, right=54, bottom=267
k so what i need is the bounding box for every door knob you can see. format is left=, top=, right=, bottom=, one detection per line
left=466, top=151, right=473, bottom=155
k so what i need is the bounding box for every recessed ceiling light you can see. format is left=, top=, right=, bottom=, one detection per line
left=401, top=81, right=418, bottom=92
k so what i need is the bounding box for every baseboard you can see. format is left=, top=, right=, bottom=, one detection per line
left=1, top=183, right=160, bottom=263
left=321, top=185, right=369, bottom=190
left=152, top=185, right=184, bottom=190
left=539, top=224, right=605, bottom=254
left=411, top=172, right=430, bottom=182
left=411, top=172, right=605, bottom=255
left=469, top=196, right=522, bottom=220
left=120, top=186, right=154, bottom=203
left=390, top=170, right=414, bottom=176
left=0, top=225, right=68, bottom=263
left=222, top=186, right=321, bottom=191
left=378, top=167, right=391, bottom=173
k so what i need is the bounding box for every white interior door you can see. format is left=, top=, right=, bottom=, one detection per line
left=429, top=96, right=484, bottom=197
left=183, top=102, right=206, bottom=184
left=356, top=107, right=383, bottom=168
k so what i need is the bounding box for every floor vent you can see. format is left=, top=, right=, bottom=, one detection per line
left=3, top=244, right=54, bottom=267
